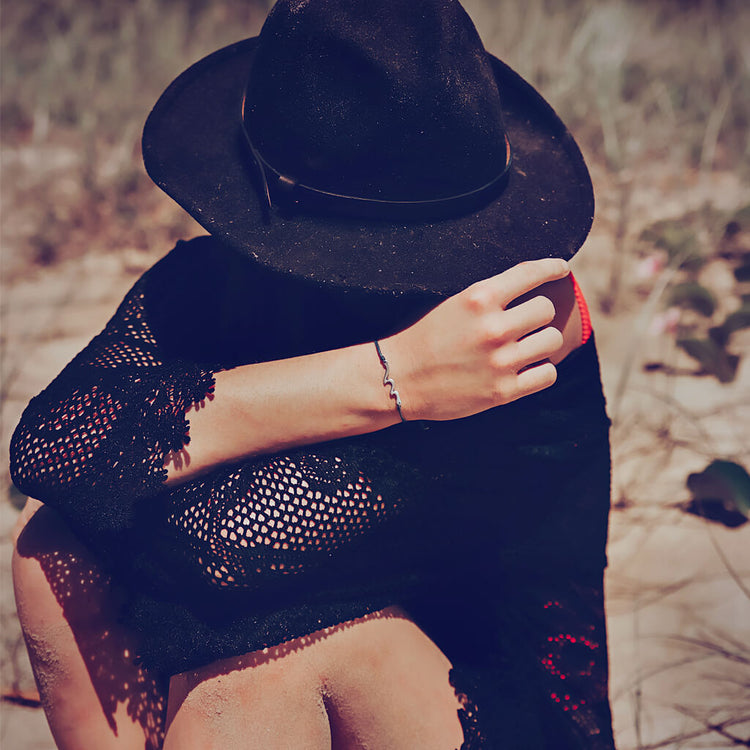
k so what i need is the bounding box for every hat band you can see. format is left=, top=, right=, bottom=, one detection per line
left=240, top=93, right=512, bottom=223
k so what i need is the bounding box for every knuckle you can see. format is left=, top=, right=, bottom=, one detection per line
left=481, top=319, right=507, bottom=345
left=491, top=380, right=509, bottom=404
left=489, top=346, right=514, bottom=372
left=507, top=261, right=529, bottom=278
left=464, top=284, right=491, bottom=312
left=509, top=262, right=533, bottom=284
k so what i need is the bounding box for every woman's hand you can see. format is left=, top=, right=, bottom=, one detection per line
left=168, top=258, right=571, bottom=481
left=381, top=258, right=570, bottom=421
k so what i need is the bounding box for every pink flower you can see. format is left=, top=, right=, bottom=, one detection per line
left=649, top=307, right=681, bottom=336
left=636, top=252, right=667, bottom=281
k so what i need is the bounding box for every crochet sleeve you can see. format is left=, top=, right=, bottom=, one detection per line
left=10, top=238, right=410, bottom=591
left=9, top=250, right=217, bottom=536
left=153, top=443, right=408, bottom=595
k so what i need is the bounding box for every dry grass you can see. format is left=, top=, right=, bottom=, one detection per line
left=1, top=0, right=272, bottom=275
left=2, top=1, right=749, bottom=748
left=2, top=0, right=748, bottom=277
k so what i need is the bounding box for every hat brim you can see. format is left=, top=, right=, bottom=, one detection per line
left=143, top=38, right=593, bottom=297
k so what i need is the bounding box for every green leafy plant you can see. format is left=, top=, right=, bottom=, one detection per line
left=640, top=221, right=705, bottom=273
left=682, top=459, right=750, bottom=529
left=674, top=337, right=740, bottom=383
left=640, top=205, right=750, bottom=383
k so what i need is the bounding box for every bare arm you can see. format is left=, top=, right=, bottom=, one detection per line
left=10, top=245, right=574, bottom=537
left=168, top=258, right=573, bottom=483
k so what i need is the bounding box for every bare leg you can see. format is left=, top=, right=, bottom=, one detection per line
left=319, top=610, right=465, bottom=750
left=165, top=650, right=331, bottom=750
left=165, top=607, right=464, bottom=750
left=12, top=499, right=166, bottom=750
left=14, top=500, right=463, bottom=750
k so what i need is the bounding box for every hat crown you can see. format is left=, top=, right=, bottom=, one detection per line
left=245, top=0, right=508, bottom=201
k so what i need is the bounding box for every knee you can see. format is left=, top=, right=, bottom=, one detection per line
left=12, top=499, right=52, bottom=621
left=11, top=499, right=105, bottom=646
left=12, top=508, right=77, bottom=716
left=12, top=501, right=74, bottom=668
left=166, top=650, right=330, bottom=749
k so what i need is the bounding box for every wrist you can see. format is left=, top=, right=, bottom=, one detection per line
left=374, top=340, right=406, bottom=423
left=378, top=332, right=424, bottom=422
left=337, top=343, right=402, bottom=430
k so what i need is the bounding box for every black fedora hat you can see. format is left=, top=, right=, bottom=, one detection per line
left=143, top=0, right=594, bottom=298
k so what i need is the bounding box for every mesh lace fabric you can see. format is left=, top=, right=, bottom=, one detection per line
left=10, top=237, right=414, bottom=648
left=11, top=236, right=615, bottom=749
left=166, top=453, right=399, bottom=587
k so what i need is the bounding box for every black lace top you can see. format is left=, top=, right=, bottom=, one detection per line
left=11, top=237, right=615, bottom=749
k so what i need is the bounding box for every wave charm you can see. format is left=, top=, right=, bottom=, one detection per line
left=374, top=340, right=406, bottom=423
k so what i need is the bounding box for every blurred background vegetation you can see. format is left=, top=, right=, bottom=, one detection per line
left=2, top=0, right=749, bottom=747
left=1, top=0, right=748, bottom=275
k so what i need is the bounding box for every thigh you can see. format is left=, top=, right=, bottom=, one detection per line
left=318, top=609, right=465, bottom=750
left=165, top=641, right=331, bottom=750
left=164, top=608, right=464, bottom=750
left=12, top=499, right=167, bottom=750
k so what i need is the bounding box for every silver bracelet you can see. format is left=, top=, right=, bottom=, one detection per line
left=374, top=340, right=406, bottom=423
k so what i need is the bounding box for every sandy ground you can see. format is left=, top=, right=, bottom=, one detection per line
left=581, top=167, right=750, bottom=748
left=1, top=169, right=749, bottom=748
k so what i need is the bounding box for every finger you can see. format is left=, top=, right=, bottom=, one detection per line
left=511, top=361, right=558, bottom=400
left=493, top=295, right=556, bottom=342
left=490, top=325, right=561, bottom=379
left=491, top=259, right=570, bottom=309
left=514, top=326, right=564, bottom=369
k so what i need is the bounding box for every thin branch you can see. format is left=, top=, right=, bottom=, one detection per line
left=662, top=635, right=750, bottom=667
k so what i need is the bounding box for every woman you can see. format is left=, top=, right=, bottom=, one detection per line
left=11, top=1, right=615, bottom=748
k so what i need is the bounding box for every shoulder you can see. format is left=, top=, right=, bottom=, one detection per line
left=137, top=236, right=247, bottom=362
left=104, top=235, right=265, bottom=364
left=143, top=235, right=235, bottom=296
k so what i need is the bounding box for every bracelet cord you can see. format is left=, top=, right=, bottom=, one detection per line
left=374, top=340, right=406, bottom=423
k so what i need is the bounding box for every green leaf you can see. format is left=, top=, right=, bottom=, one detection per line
left=676, top=337, right=740, bottom=383
left=709, top=303, right=750, bottom=344
left=723, top=305, right=750, bottom=334
left=668, top=282, right=716, bottom=317
left=684, top=460, right=750, bottom=528
left=708, top=325, right=729, bottom=346
left=640, top=221, right=704, bottom=271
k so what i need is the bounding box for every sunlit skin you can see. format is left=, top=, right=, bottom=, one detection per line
left=13, top=262, right=584, bottom=749
left=165, top=260, right=577, bottom=483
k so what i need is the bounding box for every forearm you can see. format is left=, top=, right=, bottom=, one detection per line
left=166, top=342, right=400, bottom=483
left=11, top=253, right=570, bottom=514
left=167, top=259, right=577, bottom=483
